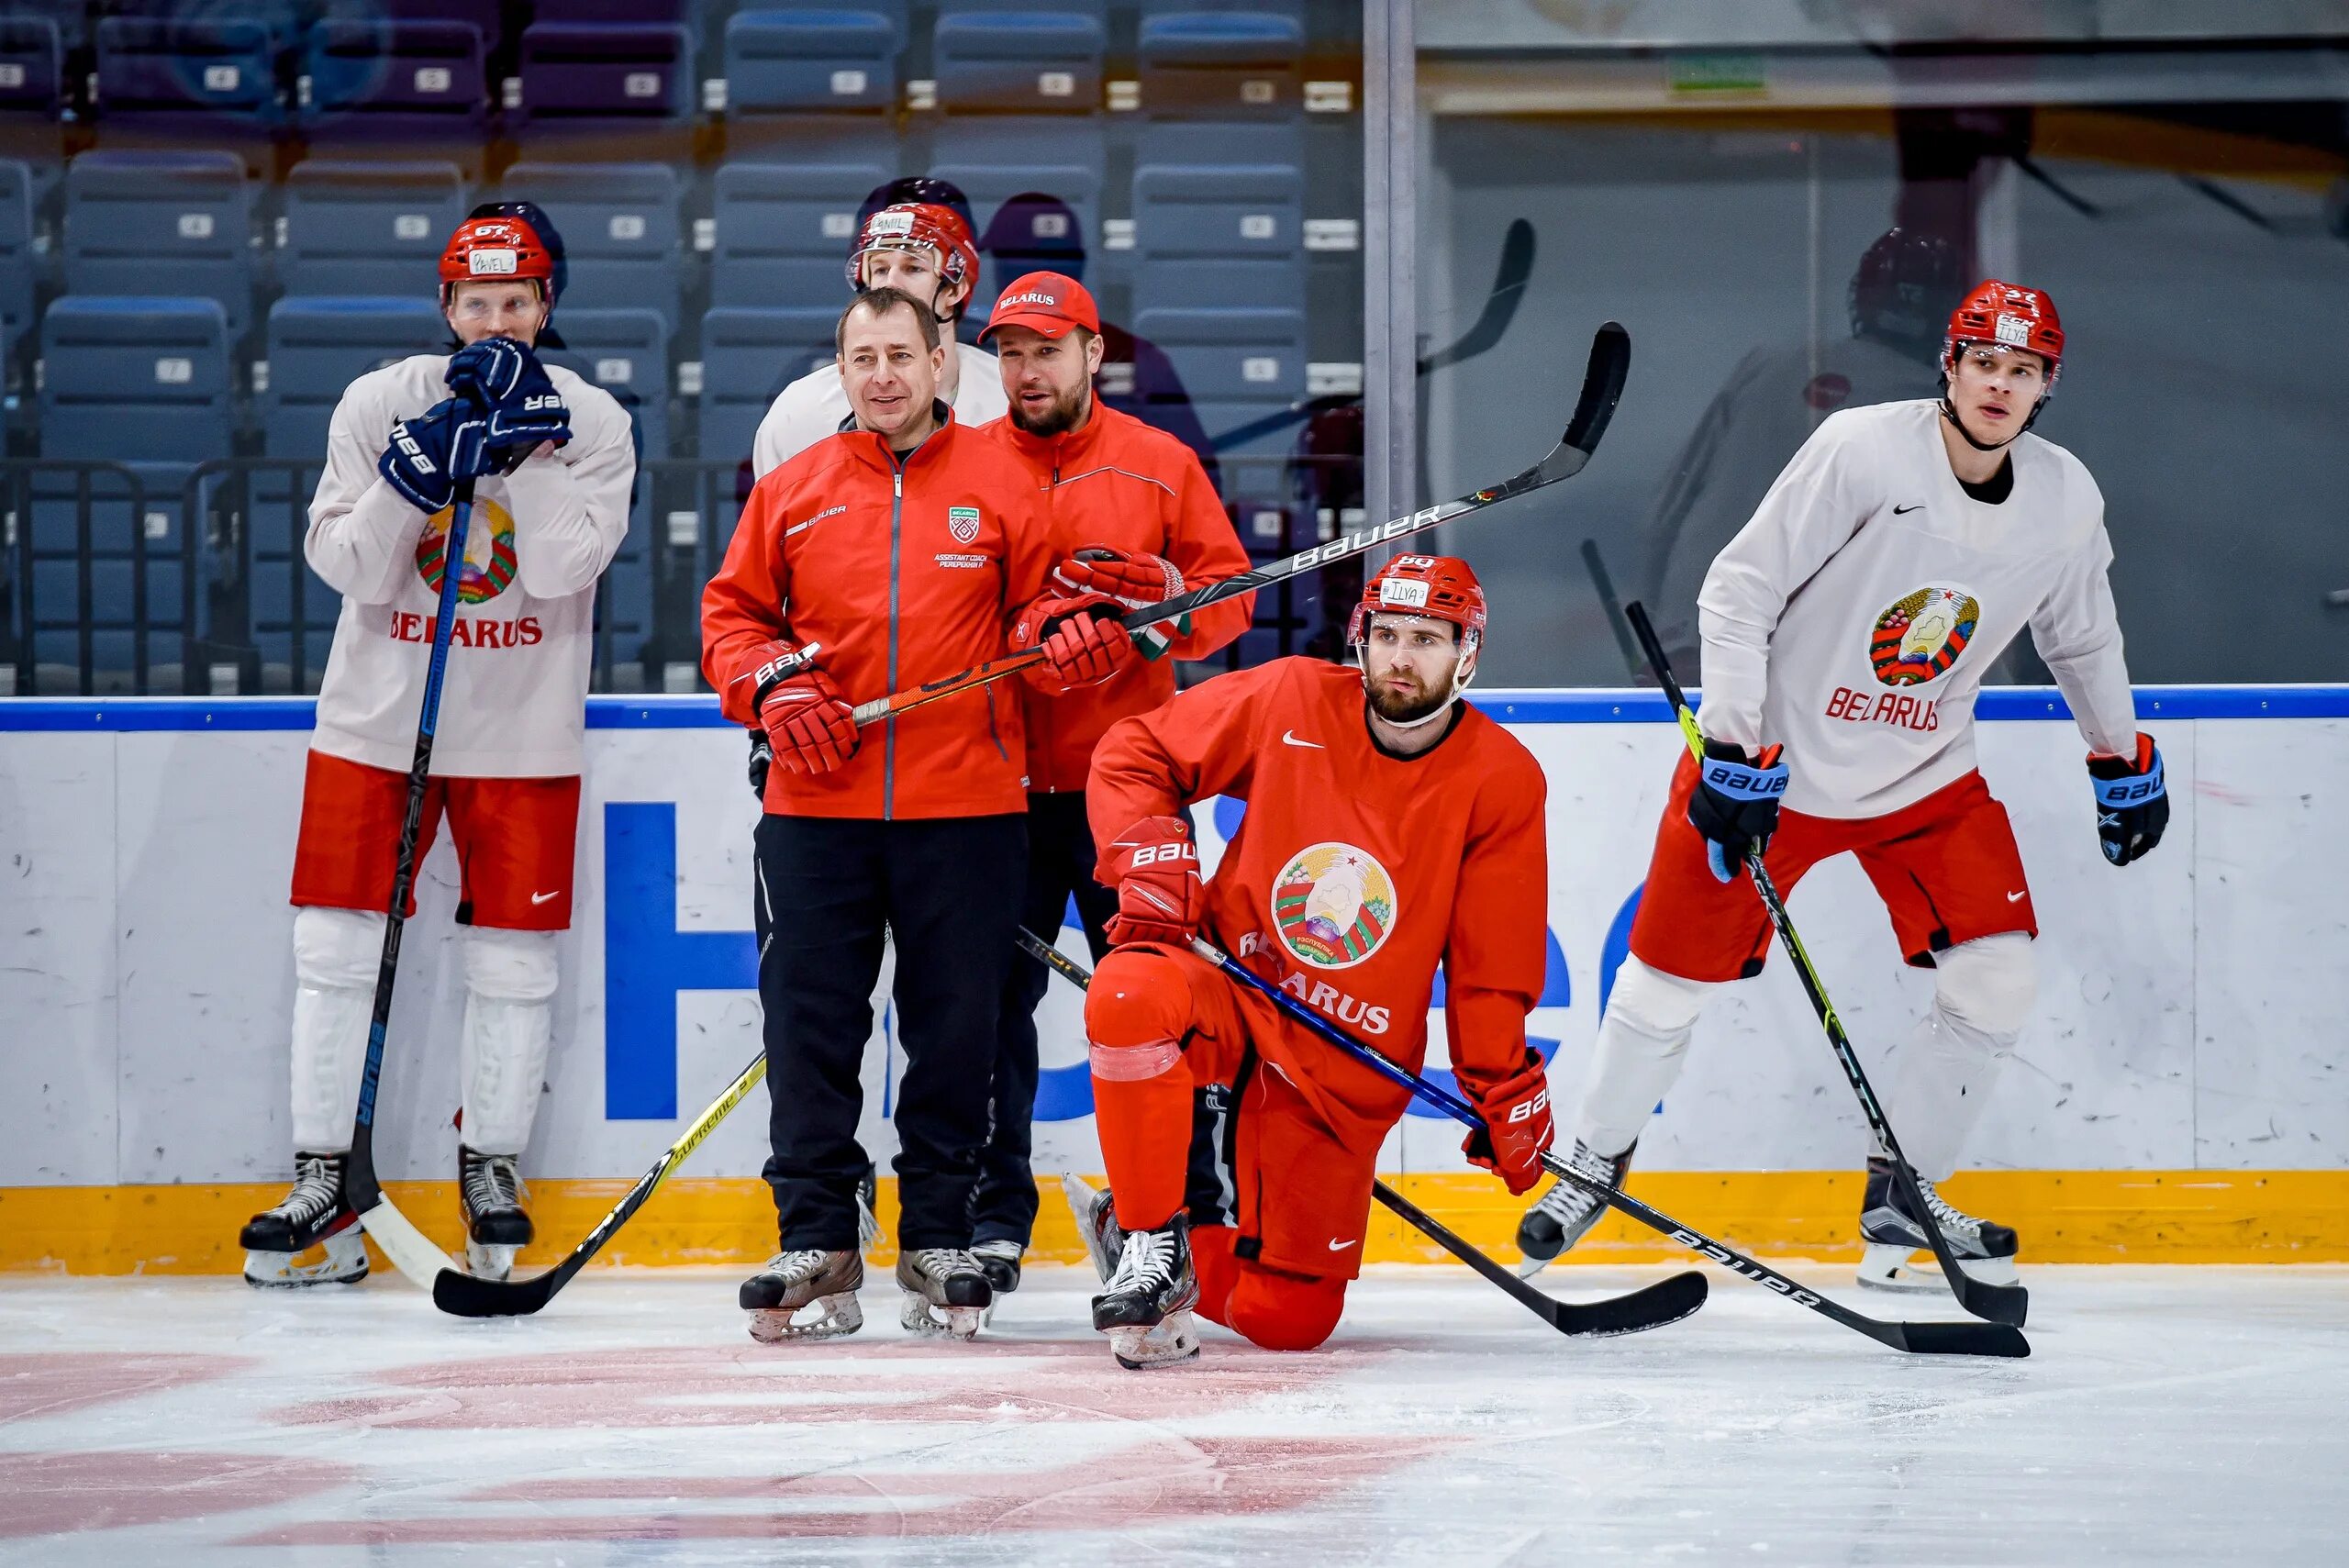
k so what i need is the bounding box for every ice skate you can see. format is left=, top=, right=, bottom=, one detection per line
left=1857, top=1157, right=2021, bottom=1292
left=741, top=1250, right=864, bottom=1341
left=239, top=1151, right=368, bottom=1287
left=1062, top=1173, right=1124, bottom=1284
left=1094, top=1214, right=1200, bottom=1370
left=1514, top=1140, right=1635, bottom=1278
left=458, top=1147, right=532, bottom=1282
left=971, top=1239, right=1023, bottom=1325
left=896, top=1248, right=993, bottom=1339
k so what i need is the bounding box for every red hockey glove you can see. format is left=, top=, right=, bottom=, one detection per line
left=1053, top=545, right=1184, bottom=608
left=750, top=649, right=858, bottom=776
left=1461, top=1048, right=1555, bottom=1196
left=1011, top=591, right=1138, bottom=690
left=1103, top=815, right=1204, bottom=949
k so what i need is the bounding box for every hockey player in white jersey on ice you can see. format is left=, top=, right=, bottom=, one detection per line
left=1519, top=279, right=2170, bottom=1294
left=238, top=206, right=635, bottom=1287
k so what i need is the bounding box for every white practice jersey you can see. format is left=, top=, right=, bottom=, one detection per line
left=306, top=352, right=636, bottom=779
left=750, top=340, right=1008, bottom=478
left=1697, top=398, right=2137, bottom=819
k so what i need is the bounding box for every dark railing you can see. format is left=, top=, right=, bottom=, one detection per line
left=2, top=450, right=1364, bottom=697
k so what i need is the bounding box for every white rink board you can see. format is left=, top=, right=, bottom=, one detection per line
left=1, top=691, right=2344, bottom=1187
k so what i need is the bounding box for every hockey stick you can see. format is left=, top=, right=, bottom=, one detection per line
left=1419, top=217, right=1536, bottom=374
left=1196, top=937, right=2027, bottom=1358
left=340, top=477, right=478, bottom=1291
left=756, top=321, right=1630, bottom=728
left=434, top=1048, right=768, bottom=1317
left=1015, top=928, right=1703, bottom=1339
left=1578, top=538, right=1646, bottom=678
left=1619, top=600, right=2030, bottom=1329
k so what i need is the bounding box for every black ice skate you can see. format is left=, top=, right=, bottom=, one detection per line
left=239, top=1151, right=367, bottom=1287
left=741, top=1250, right=864, bottom=1341
left=458, top=1147, right=533, bottom=1282
left=1094, top=1214, right=1201, bottom=1371
left=1857, top=1157, right=2020, bottom=1293
left=1514, top=1140, right=1635, bottom=1278
left=896, top=1248, right=993, bottom=1339
left=970, top=1239, right=1023, bottom=1307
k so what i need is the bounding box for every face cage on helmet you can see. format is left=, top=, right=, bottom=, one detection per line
left=1351, top=612, right=1483, bottom=728
left=1938, top=339, right=2058, bottom=450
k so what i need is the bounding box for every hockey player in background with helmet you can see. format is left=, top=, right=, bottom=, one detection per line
left=1069, top=556, right=1556, bottom=1368
left=238, top=206, right=636, bottom=1287
left=1635, top=228, right=1966, bottom=673
left=750, top=193, right=1008, bottom=478
left=1518, top=280, right=2169, bottom=1295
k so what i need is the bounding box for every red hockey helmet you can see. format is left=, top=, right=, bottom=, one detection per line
left=440, top=213, right=559, bottom=306
left=1943, top=279, right=2064, bottom=383
left=1347, top=554, right=1488, bottom=651
left=847, top=201, right=980, bottom=304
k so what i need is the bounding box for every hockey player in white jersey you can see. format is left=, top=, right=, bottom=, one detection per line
left=748, top=190, right=1008, bottom=477
left=239, top=206, right=636, bottom=1286
left=1519, top=279, right=2170, bottom=1293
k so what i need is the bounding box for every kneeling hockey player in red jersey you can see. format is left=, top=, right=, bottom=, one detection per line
left=1069, top=555, right=1556, bottom=1367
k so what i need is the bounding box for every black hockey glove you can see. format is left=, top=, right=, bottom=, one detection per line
left=2087, top=733, right=2167, bottom=867
left=1687, top=738, right=1788, bottom=884
left=378, top=397, right=487, bottom=515
left=747, top=728, right=772, bottom=796
left=448, top=337, right=572, bottom=473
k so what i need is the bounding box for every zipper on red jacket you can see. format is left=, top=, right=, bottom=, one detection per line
left=884, top=462, right=903, bottom=819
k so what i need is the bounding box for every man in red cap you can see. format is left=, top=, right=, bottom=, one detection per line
left=239, top=208, right=638, bottom=1288
left=963, top=271, right=1255, bottom=1298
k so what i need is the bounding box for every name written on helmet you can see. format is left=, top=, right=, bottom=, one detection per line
left=468, top=248, right=520, bottom=276
left=1994, top=313, right=2032, bottom=347
left=868, top=209, right=916, bottom=239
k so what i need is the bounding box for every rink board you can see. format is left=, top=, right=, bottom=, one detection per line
left=2, top=686, right=2345, bottom=1273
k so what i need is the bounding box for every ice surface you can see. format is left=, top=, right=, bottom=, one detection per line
left=1, top=1263, right=2344, bottom=1565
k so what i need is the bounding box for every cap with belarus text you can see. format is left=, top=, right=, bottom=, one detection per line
left=979, top=271, right=1099, bottom=342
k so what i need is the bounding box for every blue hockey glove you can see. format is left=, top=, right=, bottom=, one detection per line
left=378, top=398, right=488, bottom=514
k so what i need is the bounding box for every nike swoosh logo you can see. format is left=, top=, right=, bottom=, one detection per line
left=1282, top=731, right=1323, bottom=749
left=2006, top=890, right=2027, bottom=903
left=531, top=890, right=561, bottom=905
left=1892, top=504, right=1924, bottom=516
left=1328, top=1238, right=1358, bottom=1251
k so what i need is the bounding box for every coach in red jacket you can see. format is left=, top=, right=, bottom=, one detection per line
left=702, top=286, right=1138, bottom=1338
left=965, top=272, right=1255, bottom=1290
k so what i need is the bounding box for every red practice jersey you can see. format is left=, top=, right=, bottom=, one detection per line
left=1087, top=657, right=1550, bottom=1148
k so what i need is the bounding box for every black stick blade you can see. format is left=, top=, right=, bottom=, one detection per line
left=433, top=1263, right=563, bottom=1318
left=1896, top=1320, right=2032, bottom=1359
left=1563, top=1269, right=1709, bottom=1339
left=1563, top=321, right=1631, bottom=462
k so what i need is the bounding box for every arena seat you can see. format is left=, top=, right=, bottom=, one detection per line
left=64, top=150, right=257, bottom=339
left=30, top=297, right=233, bottom=684
left=0, top=159, right=33, bottom=349
left=0, top=17, right=63, bottom=121
left=1137, top=1, right=1304, bottom=119
left=497, top=161, right=684, bottom=331
left=297, top=17, right=492, bottom=155
left=930, top=117, right=1102, bottom=317
left=1131, top=304, right=1305, bottom=462
left=698, top=304, right=836, bottom=467
left=277, top=160, right=467, bottom=298
left=724, top=5, right=906, bottom=116
left=1133, top=158, right=1303, bottom=312
left=510, top=21, right=695, bottom=132
left=932, top=0, right=1106, bottom=114
left=709, top=159, right=891, bottom=310
left=92, top=17, right=285, bottom=130
left=250, top=296, right=448, bottom=684
left=540, top=307, right=668, bottom=684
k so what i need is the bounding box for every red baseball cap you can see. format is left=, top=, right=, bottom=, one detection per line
left=979, top=271, right=1099, bottom=341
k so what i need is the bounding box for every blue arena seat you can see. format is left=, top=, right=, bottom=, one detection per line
left=725, top=5, right=906, bottom=115
left=710, top=159, right=890, bottom=310
left=93, top=17, right=285, bottom=129
left=930, top=117, right=1102, bottom=318
left=1132, top=158, right=1303, bottom=311
left=0, top=17, right=63, bottom=120
left=0, top=159, right=33, bottom=348
left=2, top=0, right=82, bottom=53
left=497, top=161, right=685, bottom=331
left=698, top=304, right=836, bottom=468
left=1137, top=2, right=1304, bottom=118
left=250, top=296, right=447, bottom=684
left=933, top=1, right=1105, bottom=114
left=31, top=297, right=233, bottom=683
left=278, top=160, right=467, bottom=298
left=540, top=307, right=668, bottom=682
left=64, top=150, right=257, bottom=338
left=511, top=22, right=695, bottom=131
left=298, top=18, right=492, bottom=153
left=1131, top=304, right=1305, bottom=466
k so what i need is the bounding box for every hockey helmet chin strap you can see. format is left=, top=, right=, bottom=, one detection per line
left=1355, top=623, right=1480, bottom=731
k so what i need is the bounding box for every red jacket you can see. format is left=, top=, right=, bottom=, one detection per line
left=985, top=403, right=1253, bottom=794
left=1089, top=658, right=1549, bottom=1150
left=702, top=411, right=1058, bottom=819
